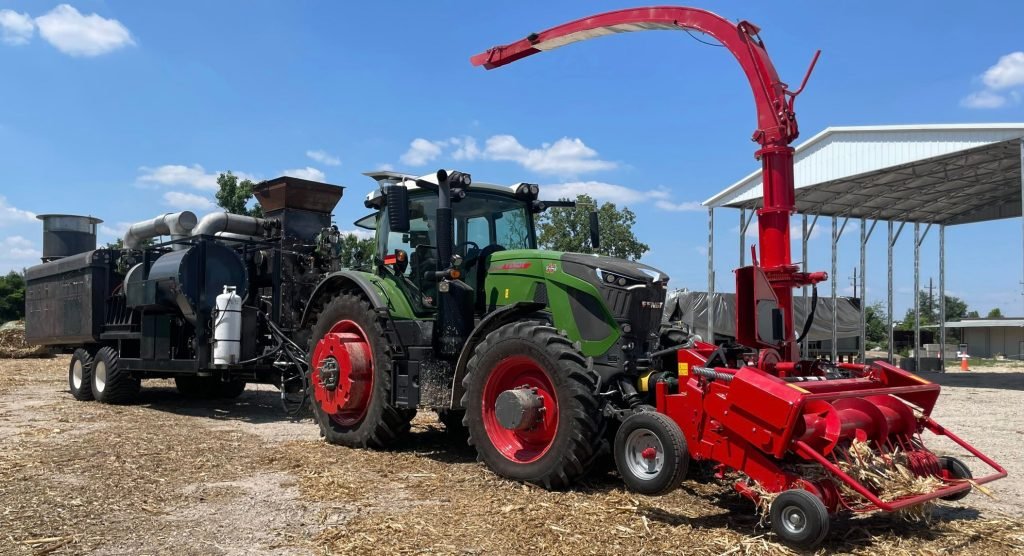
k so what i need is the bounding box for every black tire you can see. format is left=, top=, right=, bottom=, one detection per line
left=769, top=489, right=830, bottom=550
left=68, top=348, right=94, bottom=401
left=614, top=411, right=688, bottom=496
left=939, top=456, right=973, bottom=501
left=437, top=408, right=469, bottom=442
left=175, top=376, right=208, bottom=398
left=461, top=321, right=603, bottom=490
left=306, top=294, right=412, bottom=448
left=214, top=380, right=247, bottom=399
left=91, top=346, right=140, bottom=404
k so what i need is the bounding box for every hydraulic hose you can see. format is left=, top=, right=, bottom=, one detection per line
left=796, top=285, right=818, bottom=344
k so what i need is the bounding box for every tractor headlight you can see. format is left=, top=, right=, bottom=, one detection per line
left=529, top=184, right=539, bottom=196
left=596, top=268, right=643, bottom=288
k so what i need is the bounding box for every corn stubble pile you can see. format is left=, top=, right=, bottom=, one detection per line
left=0, top=358, right=1022, bottom=555
left=0, top=321, right=49, bottom=358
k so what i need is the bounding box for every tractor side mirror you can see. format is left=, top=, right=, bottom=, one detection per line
left=589, top=211, right=601, bottom=250
left=386, top=185, right=410, bottom=233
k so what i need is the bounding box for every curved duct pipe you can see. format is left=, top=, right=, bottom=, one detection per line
left=123, top=211, right=198, bottom=250
left=193, top=212, right=266, bottom=239
left=214, top=231, right=265, bottom=244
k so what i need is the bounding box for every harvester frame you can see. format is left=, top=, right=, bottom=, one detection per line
left=471, top=5, right=1007, bottom=548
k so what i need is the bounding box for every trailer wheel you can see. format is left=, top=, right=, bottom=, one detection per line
left=91, top=346, right=140, bottom=404
left=938, top=456, right=973, bottom=501
left=462, top=321, right=603, bottom=490
left=769, top=489, right=830, bottom=550
left=614, top=411, right=688, bottom=495
left=68, top=348, right=94, bottom=401
left=307, top=294, right=411, bottom=448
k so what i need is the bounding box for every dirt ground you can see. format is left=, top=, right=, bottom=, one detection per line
left=1, top=357, right=1022, bottom=555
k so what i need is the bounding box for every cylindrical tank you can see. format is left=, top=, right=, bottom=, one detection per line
left=213, top=286, right=243, bottom=365
left=36, top=214, right=103, bottom=262
left=147, top=240, right=249, bottom=324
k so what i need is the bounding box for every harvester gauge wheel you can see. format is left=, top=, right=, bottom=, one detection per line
left=68, top=348, right=95, bottom=401
left=614, top=412, right=688, bottom=495
left=769, top=489, right=829, bottom=549
left=938, top=456, right=973, bottom=501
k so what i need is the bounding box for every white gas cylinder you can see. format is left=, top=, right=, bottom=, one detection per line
left=213, top=285, right=242, bottom=365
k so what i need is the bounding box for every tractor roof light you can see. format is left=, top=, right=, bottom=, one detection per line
left=514, top=182, right=539, bottom=200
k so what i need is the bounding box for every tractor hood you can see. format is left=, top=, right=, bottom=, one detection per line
left=560, top=252, right=668, bottom=285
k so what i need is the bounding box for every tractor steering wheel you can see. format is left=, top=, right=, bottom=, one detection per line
left=454, top=240, right=480, bottom=259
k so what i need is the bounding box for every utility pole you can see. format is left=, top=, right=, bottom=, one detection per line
left=928, top=277, right=934, bottom=322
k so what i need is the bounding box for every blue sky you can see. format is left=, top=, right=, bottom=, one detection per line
left=1, top=1, right=1023, bottom=317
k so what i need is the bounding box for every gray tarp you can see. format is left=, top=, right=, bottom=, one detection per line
left=663, top=289, right=861, bottom=342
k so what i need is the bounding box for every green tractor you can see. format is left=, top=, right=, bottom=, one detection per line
left=304, top=169, right=675, bottom=490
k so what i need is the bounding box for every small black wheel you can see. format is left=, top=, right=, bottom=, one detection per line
left=769, top=489, right=830, bottom=550
left=437, top=409, right=469, bottom=442
left=68, top=348, right=94, bottom=401
left=92, top=346, right=140, bottom=404
left=939, top=456, right=973, bottom=501
left=614, top=411, right=688, bottom=495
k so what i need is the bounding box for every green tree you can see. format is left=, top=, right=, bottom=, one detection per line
left=0, top=271, right=26, bottom=323
left=215, top=172, right=263, bottom=217
left=339, top=234, right=376, bottom=269
left=864, top=301, right=888, bottom=347
left=987, top=307, right=1004, bottom=318
left=537, top=194, right=649, bottom=261
left=898, top=290, right=969, bottom=329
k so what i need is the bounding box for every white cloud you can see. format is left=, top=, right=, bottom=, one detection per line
left=400, top=138, right=446, bottom=166
left=0, top=10, right=34, bottom=46
left=655, top=199, right=703, bottom=212
left=0, top=235, right=41, bottom=265
left=99, top=222, right=131, bottom=240
left=961, top=90, right=1006, bottom=109
left=451, top=136, right=480, bottom=161
left=542, top=181, right=669, bottom=206
left=338, top=228, right=374, bottom=240
left=138, top=164, right=218, bottom=190
left=482, top=135, right=615, bottom=176
left=35, top=4, right=134, bottom=57
left=376, top=163, right=395, bottom=172
left=163, top=191, right=214, bottom=211
left=283, top=166, right=326, bottom=182
left=306, top=149, right=341, bottom=166
left=962, top=51, right=1024, bottom=109
left=0, top=196, right=36, bottom=226
left=982, top=51, right=1024, bottom=90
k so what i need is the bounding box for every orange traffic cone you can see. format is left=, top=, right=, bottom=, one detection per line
left=960, top=356, right=970, bottom=372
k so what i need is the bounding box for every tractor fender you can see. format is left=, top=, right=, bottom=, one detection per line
left=448, top=301, right=547, bottom=408
left=300, top=271, right=388, bottom=328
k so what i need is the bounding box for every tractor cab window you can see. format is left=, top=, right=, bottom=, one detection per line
left=379, top=194, right=440, bottom=310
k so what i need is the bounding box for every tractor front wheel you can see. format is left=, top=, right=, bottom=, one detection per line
left=462, top=322, right=603, bottom=490
left=307, top=294, right=412, bottom=448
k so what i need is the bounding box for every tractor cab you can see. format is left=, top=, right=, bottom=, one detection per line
left=359, top=171, right=544, bottom=314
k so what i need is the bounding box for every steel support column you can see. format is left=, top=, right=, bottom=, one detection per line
left=830, top=217, right=849, bottom=362
left=740, top=208, right=746, bottom=267
left=887, top=221, right=905, bottom=363
left=858, top=218, right=874, bottom=363
left=707, top=207, right=715, bottom=345
left=802, top=214, right=808, bottom=359
left=939, top=224, right=946, bottom=372
left=914, top=223, right=921, bottom=373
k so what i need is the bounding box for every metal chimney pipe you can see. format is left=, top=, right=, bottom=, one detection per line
left=123, top=211, right=198, bottom=249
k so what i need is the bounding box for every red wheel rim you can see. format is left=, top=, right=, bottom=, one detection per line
left=311, top=320, right=374, bottom=427
left=482, top=355, right=559, bottom=463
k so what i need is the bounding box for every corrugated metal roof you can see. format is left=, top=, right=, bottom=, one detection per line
left=705, top=124, right=1024, bottom=225
left=942, top=319, right=1024, bottom=328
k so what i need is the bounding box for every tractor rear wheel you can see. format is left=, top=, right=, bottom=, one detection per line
left=69, top=348, right=94, bottom=401
left=462, top=322, right=603, bottom=490
left=614, top=411, right=688, bottom=495
left=307, top=294, right=412, bottom=448
left=91, top=346, right=140, bottom=404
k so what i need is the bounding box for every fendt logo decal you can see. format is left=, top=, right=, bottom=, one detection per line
left=641, top=301, right=664, bottom=309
